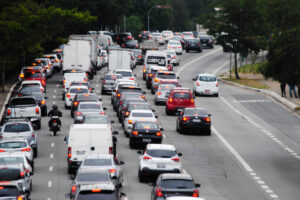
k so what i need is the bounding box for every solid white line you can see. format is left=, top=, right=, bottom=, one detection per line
left=213, top=61, right=230, bottom=75
left=50, top=153, right=53, bottom=158
left=48, top=181, right=52, bottom=188
left=49, top=166, right=53, bottom=172
left=176, top=47, right=222, bottom=76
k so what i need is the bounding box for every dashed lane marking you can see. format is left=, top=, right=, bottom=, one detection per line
left=53, top=95, right=56, bottom=99
left=51, top=142, right=54, bottom=147
left=212, top=126, right=280, bottom=200
left=50, top=153, right=53, bottom=159
left=49, top=166, right=53, bottom=172
left=54, top=89, right=57, bottom=93
left=48, top=181, right=52, bottom=188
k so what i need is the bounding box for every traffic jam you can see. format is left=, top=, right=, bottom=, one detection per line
left=0, top=30, right=218, bottom=200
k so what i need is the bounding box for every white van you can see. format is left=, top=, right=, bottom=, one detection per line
left=62, top=72, right=88, bottom=99
left=65, top=124, right=118, bottom=174
left=143, top=51, right=168, bottom=80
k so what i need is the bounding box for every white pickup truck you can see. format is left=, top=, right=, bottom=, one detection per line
left=5, top=97, right=41, bottom=129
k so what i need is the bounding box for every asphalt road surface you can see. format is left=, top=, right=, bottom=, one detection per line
left=29, top=45, right=300, bottom=200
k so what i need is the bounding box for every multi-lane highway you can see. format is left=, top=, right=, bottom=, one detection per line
left=29, top=46, right=300, bottom=200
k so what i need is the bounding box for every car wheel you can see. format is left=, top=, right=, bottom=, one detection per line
left=186, top=49, right=189, bottom=53
left=166, top=108, right=171, bottom=116
left=206, top=130, right=211, bottom=136
left=138, top=170, right=145, bottom=183
left=37, top=121, right=41, bottom=130
left=215, top=93, right=219, bottom=97
left=34, top=147, right=38, bottom=158
left=42, top=108, right=47, bottom=116
left=101, top=90, right=105, bottom=95
left=129, top=140, right=135, bottom=149
left=124, top=130, right=129, bottom=137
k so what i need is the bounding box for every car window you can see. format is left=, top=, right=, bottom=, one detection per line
left=199, top=76, right=216, bottom=82
left=0, top=186, right=20, bottom=196
left=105, top=75, right=122, bottom=80
left=184, top=109, right=207, bottom=116
left=159, top=85, right=176, bottom=91
left=146, top=56, right=166, bottom=66
left=157, top=73, right=176, bottom=79
left=161, top=179, right=194, bottom=189
left=21, top=93, right=43, bottom=101
left=77, top=191, right=117, bottom=200
left=83, top=158, right=112, bottom=166
left=4, top=123, right=30, bottom=132
left=79, top=104, right=102, bottom=110
left=78, top=95, right=98, bottom=101
left=0, top=157, right=23, bottom=165
left=69, top=88, right=89, bottom=93
left=84, top=116, right=109, bottom=124
left=22, top=83, right=40, bottom=87
left=135, top=122, right=158, bottom=130
left=128, top=104, right=151, bottom=110
left=24, top=72, right=41, bottom=78
left=169, top=41, right=180, bottom=45
left=0, top=142, right=27, bottom=149
left=115, top=71, right=132, bottom=77
left=122, top=93, right=141, bottom=99
left=132, top=113, right=153, bottom=118
left=0, top=168, right=22, bottom=181
left=173, top=92, right=191, bottom=99
left=146, top=149, right=176, bottom=158
left=76, top=172, right=111, bottom=182
left=20, top=87, right=41, bottom=93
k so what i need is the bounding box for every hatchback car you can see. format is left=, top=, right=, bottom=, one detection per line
left=138, top=144, right=182, bottom=182
left=193, top=74, right=219, bottom=96
left=186, top=38, right=202, bottom=53
left=154, top=84, right=176, bottom=105
left=176, top=108, right=211, bottom=135
left=165, top=88, right=195, bottom=115
left=114, top=69, right=135, bottom=81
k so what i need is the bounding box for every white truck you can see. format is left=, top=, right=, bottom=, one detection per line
left=63, top=35, right=99, bottom=78
left=108, top=49, right=132, bottom=72
left=65, top=124, right=118, bottom=174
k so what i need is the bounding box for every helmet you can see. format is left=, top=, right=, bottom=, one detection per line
left=52, top=105, right=57, bottom=110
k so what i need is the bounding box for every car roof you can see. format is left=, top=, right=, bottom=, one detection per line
left=197, top=73, right=216, bottom=77
left=160, top=173, right=193, bottom=180
left=84, top=154, right=114, bottom=159
left=115, top=69, right=132, bottom=72
left=0, top=137, right=29, bottom=143
left=69, top=85, right=89, bottom=89
left=146, top=143, right=176, bottom=151
left=131, top=110, right=153, bottom=114
left=21, top=80, right=41, bottom=84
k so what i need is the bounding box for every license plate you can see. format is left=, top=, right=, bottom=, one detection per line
left=193, top=119, right=201, bottom=122
left=205, top=90, right=211, bottom=93
left=76, top=151, right=85, bottom=155
left=53, top=122, right=57, bottom=126
left=143, top=139, right=151, bottom=143
left=157, top=163, right=166, bottom=168
left=203, top=44, right=207, bottom=46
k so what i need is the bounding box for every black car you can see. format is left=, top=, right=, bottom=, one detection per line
left=185, top=38, right=202, bottom=53
left=71, top=93, right=100, bottom=117
left=200, top=35, right=214, bottom=49
left=0, top=183, right=28, bottom=200
left=151, top=173, right=200, bottom=200
left=129, top=121, right=163, bottom=148
left=138, top=31, right=150, bottom=42
left=101, top=74, right=123, bottom=95
left=114, top=32, right=133, bottom=45
left=176, top=108, right=211, bottom=135
left=122, top=40, right=139, bottom=49
left=19, top=92, right=48, bottom=116
left=132, top=49, right=143, bottom=65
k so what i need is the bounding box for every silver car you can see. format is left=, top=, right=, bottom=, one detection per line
left=74, top=102, right=106, bottom=123
left=154, top=84, right=176, bottom=105
left=79, top=154, right=125, bottom=188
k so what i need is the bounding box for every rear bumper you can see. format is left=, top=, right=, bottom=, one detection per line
left=68, top=160, right=82, bottom=171
left=166, top=105, right=195, bottom=112
left=195, top=87, right=218, bottom=95
left=141, top=167, right=180, bottom=177
left=180, top=123, right=211, bottom=131
left=130, top=135, right=162, bottom=145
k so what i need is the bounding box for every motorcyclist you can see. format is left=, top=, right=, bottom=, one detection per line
left=48, top=105, right=62, bottom=127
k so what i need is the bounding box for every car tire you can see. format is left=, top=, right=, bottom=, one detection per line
left=101, top=90, right=105, bottom=95
left=37, top=121, right=41, bottom=130
left=129, top=140, right=135, bottom=149
left=71, top=110, right=74, bottom=118
left=34, top=147, right=38, bottom=158
left=186, top=49, right=189, bottom=53
left=166, top=108, right=171, bottom=116
left=215, top=93, right=219, bottom=97
left=138, top=170, right=145, bottom=183
left=124, top=130, right=129, bottom=137
left=42, top=108, right=47, bottom=117
left=62, top=94, right=65, bottom=100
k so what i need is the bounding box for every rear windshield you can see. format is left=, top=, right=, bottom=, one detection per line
left=77, top=191, right=117, bottom=200
left=105, top=75, right=122, bottom=80
left=157, top=73, right=176, bottom=79
left=146, top=149, right=176, bottom=158
left=22, top=83, right=39, bottom=87
left=188, top=39, right=199, bottom=43
left=83, top=158, right=112, bottom=166
left=78, top=95, right=98, bottom=101
left=20, top=86, right=41, bottom=93
left=11, top=98, right=36, bottom=105
left=199, top=76, right=216, bottom=82
left=77, top=172, right=110, bottom=182
left=200, top=36, right=211, bottom=40
left=184, top=109, right=207, bottom=116
left=84, top=116, right=109, bottom=124
left=169, top=41, right=180, bottom=45
left=4, top=123, right=30, bottom=132
left=135, top=122, right=158, bottom=130
left=0, top=169, right=22, bottom=181
left=159, top=85, right=176, bottom=91
left=160, top=82, right=180, bottom=87
left=0, top=157, right=23, bottom=165
left=115, top=71, right=132, bottom=77
left=173, top=92, right=191, bottom=99
left=128, top=104, right=151, bottom=111
left=122, top=93, right=141, bottom=99
left=0, top=186, right=19, bottom=196
left=79, top=104, right=102, bottom=110
left=120, top=88, right=142, bottom=93
left=146, top=56, right=166, bottom=66
left=0, top=142, right=27, bottom=149
left=161, top=179, right=194, bottom=189
left=24, top=72, right=41, bottom=78
left=132, top=113, right=153, bottom=118
left=69, top=88, right=89, bottom=93
left=21, top=93, right=43, bottom=101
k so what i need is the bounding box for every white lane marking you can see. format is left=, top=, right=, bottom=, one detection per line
left=49, top=166, right=53, bottom=172
left=233, top=99, right=272, bottom=103
left=220, top=96, right=300, bottom=162
left=47, top=198, right=51, bottom=200
left=97, top=90, right=100, bottom=93
left=48, top=181, right=52, bottom=188
left=212, top=126, right=280, bottom=200
left=50, top=153, right=53, bottom=158
left=176, top=47, right=222, bottom=76
left=56, top=84, right=59, bottom=88
left=213, top=61, right=230, bottom=75
left=54, top=89, right=57, bottom=93
left=51, top=142, right=54, bottom=147
left=182, top=169, right=187, bottom=174
left=53, top=101, right=56, bottom=104
left=53, top=95, right=56, bottom=99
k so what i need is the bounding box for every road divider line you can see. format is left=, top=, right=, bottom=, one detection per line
left=51, top=142, right=54, bottom=147
left=176, top=47, right=222, bottom=76
left=50, top=153, right=53, bottom=159
left=49, top=166, right=53, bottom=172
left=212, top=126, right=280, bottom=200
left=48, top=181, right=52, bottom=188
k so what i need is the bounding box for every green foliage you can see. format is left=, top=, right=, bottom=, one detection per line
left=237, top=62, right=266, bottom=74
left=126, top=15, right=144, bottom=36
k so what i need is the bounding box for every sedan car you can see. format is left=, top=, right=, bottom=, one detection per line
left=65, top=85, right=90, bottom=109
left=192, top=73, right=219, bottom=96
left=166, top=40, right=183, bottom=55
left=176, top=108, right=211, bottom=135
left=138, top=144, right=182, bottom=182
left=199, top=35, right=214, bottom=49
left=154, top=84, right=176, bottom=105
left=186, top=38, right=202, bottom=53
left=74, top=102, right=106, bottom=123
left=151, top=173, right=200, bottom=200
left=129, top=121, right=163, bottom=148
left=122, top=40, right=139, bottom=49
left=101, top=74, right=123, bottom=95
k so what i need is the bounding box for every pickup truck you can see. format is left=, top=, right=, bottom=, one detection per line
left=140, top=40, right=159, bottom=53
left=5, top=97, right=41, bottom=129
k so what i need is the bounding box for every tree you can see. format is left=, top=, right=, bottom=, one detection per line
left=126, top=15, right=144, bottom=36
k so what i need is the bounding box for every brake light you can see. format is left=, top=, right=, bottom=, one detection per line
left=0, top=187, right=4, bottom=189
left=173, top=56, right=176, bottom=59
left=42, top=80, right=46, bottom=85
left=156, top=188, right=163, bottom=197
left=7, top=109, right=11, bottom=116
left=55, top=59, right=59, bottom=62
left=157, top=92, right=162, bottom=95
left=47, top=65, right=50, bottom=69
left=216, top=82, right=219, bottom=87
left=84, top=78, right=88, bottom=82
left=142, top=95, right=145, bottom=99
left=35, top=108, right=40, bottom=114
left=122, top=45, right=125, bottom=47
left=169, top=98, right=173, bottom=103
left=193, top=189, right=199, bottom=197
left=67, top=93, right=71, bottom=98
left=172, top=157, right=180, bottom=162
left=125, top=112, right=129, bottom=116
left=127, top=36, right=132, bottom=39
left=108, top=169, right=116, bottom=173
left=156, top=132, right=162, bottom=136
left=41, top=88, right=44, bottom=92
left=73, top=101, right=78, bottom=106
left=21, top=148, right=31, bottom=152
left=17, top=196, right=23, bottom=200
left=197, top=82, right=200, bottom=86
left=53, top=120, right=57, bottom=123
left=183, top=117, right=190, bottom=122
left=100, top=112, right=105, bottom=115
left=154, top=78, right=159, bottom=82
left=128, top=120, right=132, bottom=124
left=75, top=111, right=82, bottom=116
left=191, top=99, right=194, bottom=103
left=203, top=117, right=210, bottom=122
left=119, top=100, right=123, bottom=105
left=92, top=189, right=101, bottom=192
left=117, top=93, right=121, bottom=98
left=109, top=147, right=113, bottom=154
left=71, top=185, right=76, bottom=193
left=20, top=171, right=25, bottom=178
left=129, top=77, right=135, bottom=80
left=138, top=55, right=142, bottom=58
left=40, top=100, right=45, bottom=105
left=0, top=149, right=5, bottom=152
left=143, top=155, right=152, bottom=160
left=117, top=36, right=120, bottom=40
left=20, top=73, right=24, bottom=78
left=132, top=131, right=138, bottom=135
left=68, top=147, right=71, bottom=158
left=149, top=74, right=152, bottom=77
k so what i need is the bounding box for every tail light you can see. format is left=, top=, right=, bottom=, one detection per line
left=71, top=185, right=77, bottom=193
left=122, top=45, right=125, bottom=47
left=156, top=132, right=162, bottom=136
left=127, top=36, right=132, bottom=39
left=40, top=100, right=45, bottom=105
left=203, top=117, right=210, bottom=122
left=172, top=157, right=180, bottom=162
left=42, top=80, right=46, bottom=85
left=7, top=109, right=11, bottom=116
left=100, top=112, right=105, bottom=115
left=68, top=147, right=71, bottom=158
left=183, top=117, right=190, bottom=122
left=154, top=78, right=159, bottom=82
left=55, top=59, right=59, bottom=62
left=84, top=78, right=88, bottom=82
left=18, top=94, right=22, bottom=97
left=19, top=73, right=24, bottom=78
left=197, top=82, right=200, bottom=86
left=0, top=149, right=5, bottom=152
left=47, top=65, right=50, bottom=69
left=63, top=79, right=66, bottom=84
left=193, top=189, right=199, bottom=197
left=20, top=171, right=25, bottom=178
left=75, top=111, right=82, bottom=116
left=160, top=37, right=163, bottom=39
left=41, top=88, right=44, bottom=92
left=172, top=56, right=176, bottom=59
left=209, top=39, right=213, bottom=43
left=216, top=82, right=219, bottom=87
left=108, top=169, right=116, bottom=173
left=31, top=134, right=35, bottom=138
left=17, top=196, right=23, bottom=200
left=138, top=55, right=142, bottom=58
left=139, top=34, right=142, bottom=37
left=169, top=98, right=173, bottom=103
left=117, top=93, right=121, bottom=98
left=53, top=120, right=57, bottom=123
left=92, top=189, right=101, bottom=192
left=143, top=155, right=152, bottom=160
left=132, top=131, right=138, bottom=135
left=35, top=108, right=40, bottom=114
left=125, top=112, right=129, bottom=116
left=119, top=100, right=123, bottom=105
left=149, top=74, right=152, bottom=77
left=135, top=45, right=139, bottom=48
left=109, top=147, right=113, bottom=154
left=191, top=99, right=194, bottom=103
left=128, top=120, right=132, bottom=124
left=66, top=93, right=71, bottom=98
left=142, top=95, right=145, bottom=99
left=21, top=148, right=31, bottom=152
left=129, top=77, right=135, bottom=80
left=117, top=36, right=120, bottom=40
left=156, top=188, right=163, bottom=197
left=73, top=101, right=78, bottom=106
left=198, top=42, right=201, bottom=46
left=157, top=92, right=162, bottom=95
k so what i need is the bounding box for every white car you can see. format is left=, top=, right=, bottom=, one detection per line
left=138, top=144, right=182, bottom=182
left=151, top=71, right=178, bottom=94
left=65, top=85, right=90, bottom=108
left=162, top=30, right=174, bottom=43
left=114, top=69, right=136, bottom=81
left=165, top=49, right=180, bottom=66
left=19, top=80, right=45, bottom=93
left=0, top=152, right=33, bottom=174
left=167, top=40, right=183, bottom=55
left=150, top=32, right=165, bottom=44
left=62, top=72, right=88, bottom=99
left=43, top=53, right=62, bottom=72
left=124, top=110, right=157, bottom=136
left=35, top=58, right=53, bottom=77
left=193, top=73, right=219, bottom=97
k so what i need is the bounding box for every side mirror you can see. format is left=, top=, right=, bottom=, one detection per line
left=119, top=161, right=125, bottom=165
left=113, top=131, right=119, bottom=135
left=155, top=116, right=158, bottom=118
left=103, top=107, right=107, bottom=110
left=137, top=150, right=143, bottom=154
left=195, top=183, right=201, bottom=188
left=160, top=127, right=164, bottom=131
left=178, top=152, right=183, bottom=157
left=110, top=120, right=115, bottom=124
left=208, top=114, right=212, bottom=117
left=192, top=78, right=196, bottom=81
left=177, top=77, right=180, bottom=79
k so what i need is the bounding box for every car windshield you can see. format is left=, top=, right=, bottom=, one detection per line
left=161, top=179, right=194, bottom=189
left=0, top=142, right=27, bottom=149
left=188, top=39, right=198, bottom=43
left=83, top=158, right=112, bottom=166
left=22, top=83, right=39, bottom=87
left=84, top=116, right=109, bottom=124
left=173, top=92, right=191, bottom=99
left=0, top=157, right=23, bottom=165
left=69, top=88, right=89, bottom=93
left=21, top=93, right=43, bottom=101
left=184, top=109, right=207, bottom=116
left=24, top=72, right=41, bottom=78
left=4, top=123, right=30, bottom=132
left=132, top=113, right=153, bottom=118
left=146, top=149, right=176, bottom=158
left=105, top=75, right=122, bottom=80
left=0, top=186, right=19, bottom=196
left=79, top=104, right=102, bottom=110
left=115, top=71, right=132, bottom=77
left=200, top=36, right=211, bottom=40
left=199, top=76, right=216, bottom=82
left=169, top=41, right=180, bottom=45
left=157, top=73, right=176, bottom=79
left=76, top=172, right=111, bottom=182
left=146, top=56, right=166, bottom=66
left=77, top=191, right=117, bottom=200
left=10, top=98, right=36, bottom=106
left=78, top=95, right=98, bottom=101
left=135, top=122, right=158, bottom=130
left=122, top=93, right=141, bottom=99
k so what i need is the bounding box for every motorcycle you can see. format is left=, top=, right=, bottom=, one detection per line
left=49, top=116, right=61, bottom=136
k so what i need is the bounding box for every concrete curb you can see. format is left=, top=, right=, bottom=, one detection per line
left=0, top=82, right=18, bottom=122
left=219, top=78, right=300, bottom=112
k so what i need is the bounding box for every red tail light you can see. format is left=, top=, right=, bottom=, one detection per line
left=73, top=102, right=78, bottom=106
left=157, top=92, right=162, bottom=95
left=20, top=171, right=25, bottom=178
left=31, top=134, right=35, bottom=138
left=156, top=188, right=163, bottom=197
left=40, top=100, right=45, bottom=105
left=7, top=109, right=11, bottom=116
left=216, top=82, right=219, bottom=87
left=127, top=36, right=132, bottom=39
left=53, top=120, right=57, bottom=123
left=21, top=147, right=31, bottom=152
left=169, top=98, right=173, bottom=103
left=156, top=132, right=162, bottom=136
left=138, top=55, right=142, bottom=58
left=197, top=82, right=200, bottom=86
left=109, top=147, right=113, bottom=154
left=129, top=77, right=135, bottom=80
left=17, top=196, right=23, bottom=200
left=68, top=147, right=71, bottom=158
left=35, top=108, right=40, bottom=114
left=132, top=131, right=138, bottom=135
left=41, top=88, right=44, bottom=92
left=183, top=117, right=190, bottom=122
left=131, top=56, right=135, bottom=60
left=191, top=99, right=194, bottom=103
left=100, top=112, right=105, bottom=115
left=102, top=80, right=106, bottom=84
left=0, top=149, right=5, bottom=152
left=203, top=117, right=210, bottom=122
left=143, top=155, right=152, bottom=160
left=55, top=59, right=59, bottom=62
left=172, top=157, right=180, bottom=162
left=71, top=185, right=76, bottom=193
left=75, top=111, right=82, bottom=116
left=67, top=93, right=71, bottom=98
left=119, top=100, right=123, bottom=105
left=42, top=80, right=46, bottom=85
left=108, top=169, right=116, bottom=173
left=125, top=112, right=129, bottom=116
left=117, top=36, right=120, bottom=40
left=128, top=120, right=132, bottom=124
left=154, top=78, right=159, bottom=82
left=193, top=189, right=199, bottom=197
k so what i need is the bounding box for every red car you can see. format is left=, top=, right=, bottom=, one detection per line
left=166, top=88, right=195, bottom=115
left=24, top=69, right=46, bottom=88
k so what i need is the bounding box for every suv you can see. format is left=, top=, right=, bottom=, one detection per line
left=186, top=38, right=202, bottom=53
left=192, top=74, right=219, bottom=97
left=151, top=71, right=178, bottom=94
left=43, top=53, right=62, bottom=72
left=165, top=88, right=195, bottom=115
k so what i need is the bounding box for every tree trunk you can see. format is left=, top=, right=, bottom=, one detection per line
left=1, top=65, right=5, bottom=92
left=234, top=52, right=240, bottom=79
